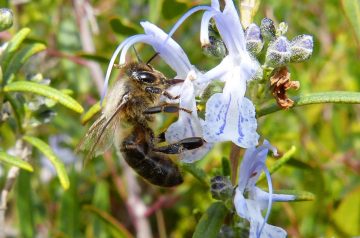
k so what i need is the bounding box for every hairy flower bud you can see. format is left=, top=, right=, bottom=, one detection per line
left=290, top=34, right=314, bottom=63
left=277, top=22, right=288, bottom=36
left=202, top=35, right=227, bottom=58
left=210, top=176, right=233, bottom=201
left=265, top=36, right=291, bottom=68
left=0, top=8, right=13, bottom=32
left=245, top=23, right=264, bottom=55
left=260, top=18, right=276, bottom=41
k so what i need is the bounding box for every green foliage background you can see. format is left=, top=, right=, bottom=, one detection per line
left=0, top=0, right=359, bottom=237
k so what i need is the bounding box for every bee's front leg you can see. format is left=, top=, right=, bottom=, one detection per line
left=145, top=86, right=180, bottom=100
left=152, top=137, right=205, bottom=154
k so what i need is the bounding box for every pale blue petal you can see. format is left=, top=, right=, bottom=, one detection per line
left=234, top=187, right=250, bottom=220
left=250, top=222, right=287, bottom=238
left=235, top=188, right=287, bottom=238
left=211, top=0, right=220, bottom=10
left=213, top=0, right=246, bottom=55
left=203, top=72, right=259, bottom=148
left=165, top=78, right=211, bottom=162
left=237, top=141, right=274, bottom=192
left=252, top=187, right=296, bottom=210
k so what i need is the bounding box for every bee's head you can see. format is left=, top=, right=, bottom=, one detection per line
left=127, top=62, right=167, bottom=88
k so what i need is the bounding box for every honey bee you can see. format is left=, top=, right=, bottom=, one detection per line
left=77, top=54, right=205, bottom=187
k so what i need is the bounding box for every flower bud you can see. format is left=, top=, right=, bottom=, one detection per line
left=210, top=176, right=233, bottom=201
left=277, top=22, right=288, bottom=36
left=290, top=34, right=313, bottom=63
left=260, top=18, right=276, bottom=41
left=202, top=36, right=227, bottom=58
left=0, top=8, right=13, bottom=32
left=265, top=36, right=291, bottom=68
left=245, top=23, right=264, bottom=55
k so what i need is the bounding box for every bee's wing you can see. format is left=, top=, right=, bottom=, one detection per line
left=76, top=95, right=129, bottom=162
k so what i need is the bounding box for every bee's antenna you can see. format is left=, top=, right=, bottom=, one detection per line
left=133, top=46, right=143, bottom=63
left=146, top=52, right=159, bottom=66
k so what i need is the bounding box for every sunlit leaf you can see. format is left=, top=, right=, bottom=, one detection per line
left=0, top=27, right=30, bottom=70
left=81, top=102, right=101, bottom=125
left=193, top=202, right=228, bottom=238
left=76, top=52, right=109, bottom=64
left=0, top=151, right=33, bottom=172
left=342, top=0, right=360, bottom=46
left=333, top=186, right=360, bottom=236
left=4, top=81, right=84, bottom=113
left=84, top=205, right=134, bottom=238
left=273, top=190, right=315, bottom=201
left=23, top=136, right=70, bottom=190
left=149, top=0, right=164, bottom=23
left=3, top=43, right=46, bottom=83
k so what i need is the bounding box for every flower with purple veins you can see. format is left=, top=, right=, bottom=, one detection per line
left=166, top=0, right=260, bottom=148
left=234, top=140, right=295, bottom=238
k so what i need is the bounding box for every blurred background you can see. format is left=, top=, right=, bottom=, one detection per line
left=0, top=0, right=359, bottom=237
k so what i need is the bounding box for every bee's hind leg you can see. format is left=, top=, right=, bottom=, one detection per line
left=152, top=137, right=205, bottom=154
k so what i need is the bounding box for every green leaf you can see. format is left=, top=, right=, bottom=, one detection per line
left=16, top=171, right=35, bottom=238
left=84, top=205, right=134, bottom=238
left=91, top=181, right=110, bottom=237
left=149, top=0, right=164, bottom=23
left=193, top=202, right=228, bottom=238
left=81, top=102, right=101, bottom=125
left=0, top=151, right=33, bottom=172
left=162, top=0, right=188, bottom=20
left=59, top=170, right=81, bottom=237
left=181, top=163, right=209, bottom=187
left=0, top=28, right=30, bottom=71
left=342, top=0, right=360, bottom=45
left=23, top=136, right=70, bottom=190
left=4, top=81, right=84, bottom=113
left=109, top=17, right=140, bottom=36
left=3, top=43, right=46, bottom=83
left=257, top=91, right=360, bottom=117
left=221, top=157, right=231, bottom=177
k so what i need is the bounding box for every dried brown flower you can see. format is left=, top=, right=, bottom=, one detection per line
left=270, top=66, right=300, bottom=109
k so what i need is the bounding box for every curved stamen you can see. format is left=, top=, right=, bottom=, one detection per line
left=165, top=5, right=214, bottom=43
left=119, top=35, right=151, bottom=64
left=200, top=10, right=219, bottom=45
left=258, top=167, right=273, bottom=238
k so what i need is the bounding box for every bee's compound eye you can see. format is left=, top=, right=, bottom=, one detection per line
left=135, top=71, right=157, bottom=84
